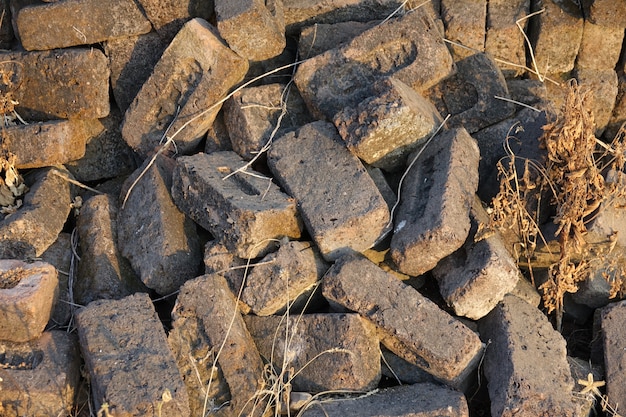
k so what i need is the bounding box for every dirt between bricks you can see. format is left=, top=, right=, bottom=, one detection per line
left=1, top=1, right=626, bottom=416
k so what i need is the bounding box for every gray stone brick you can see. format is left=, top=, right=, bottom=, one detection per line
left=322, top=253, right=484, bottom=387
left=0, top=166, right=72, bottom=259
left=0, top=331, right=80, bottom=417
left=479, top=294, right=580, bottom=417
left=294, top=9, right=454, bottom=120
left=589, top=0, right=626, bottom=28
left=171, top=151, right=302, bottom=259
left=242, top=241, right=327, bottom=316
left=244, top=313, right=381, bottom=393
left=169, top=274, right=264, bottom=417
left=14, top=0, right=151, bottom=50
left=575, top=68, right=618, bottom=137
left=268, top=121, right=390, bottom=261
left=0, top=48, right=110, bottom=120
left=576, top=20, right=623, bottom=70
left=40, top=233, right=72, bottom=328
left=122, top=18, right=248, bottom=159
left=599, top=299, right=626, bottom=408
left=300, top=382, right=469, bottom=417
left=0, top=260, right=58, bottom=343
left=203, top=240, right=248, bottom=313
left=390, top=127, right=479, bottom=277
left=433, top=196, right=520, bottom=320
left=215, top=0, right=286, bottom=61
left=441, top=0, right=486, bottom=59
left=76, top=293, right=190, bottom=416
left=333, top=76, right=443, bottom=172
left=298, top=20, right=377, bottom=58
left=136, top=0, right=213, bottom=42
left=117, top=155, right=203, bottom=295
left=485, top=0, right=530, bottom=78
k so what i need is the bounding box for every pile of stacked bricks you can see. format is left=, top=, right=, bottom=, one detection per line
left=0, top=0, right=626, bottom=416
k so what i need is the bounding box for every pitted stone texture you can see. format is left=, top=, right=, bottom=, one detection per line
left=14, top=0, right=151, bottom=50
left=41, top=233, right=72, bottom=327
left=298, top=20, right=377, bottom=58
left=223, top=83, right=314, bottom=160
left=75, top=195, right=144, bottom=305
left=65, top=107, right=137, bottom=182
left=599, top=300, right=626, bottom=408
left=215, top=0, right=285, bottom=61
left=136, top=0, right=213, bottom=42
left=322, top=254, right=483, bottom=386
left=479, top=295, right=580, bottom=417
left=1, top=119, right=101, bottom=169
left=172, top=151, right=301, bottom=259
left=294, top=9, right=454, bottom=120
left=122, top=18, right=248, bottom=159
left=432, top=196, right=520, bottom=320
left=529, top=0, right=583, bottom=74
left=118, top=155, right=203, bottom=295
left=427, top=52, right=515, bottom=133
left=390, top=127, right=479, bottom=277
left=169, top=274, right=264, bottom=417
left=576, top=20, right=623, bottom=71
left=589, top=0, right=626, bottom=28
left=0, top=331, right=80, bottom=417
left=105, top=32, right=167, bottom=113
left=283, top=0, right=405, bottom=34
left=245, top=313, right=381, bottom=393
left=606, top=73, right=626, bottom=140
left=441, top=0, right=486, bottom=59
left=333, top=76, right=443, bottom=172
left=485, top=0, right=530, bottom=77
left=268, top=121, right=390, bottom=261
left=203, top=241, right=249, bottom=313
left=0, top=48, right=109, bottom=120
left=0, top=166, right=72, bottom=259
left=381, top=348, right=437, bottom=384
left=0, top=260, right=58, bottom=343
left=76, top=293, right=190, bottom=416
left=300, top=382, right=469, bottom=417
left=242, top=241, right=327, bottom=316
left=574, top=68, right=618, bottom=137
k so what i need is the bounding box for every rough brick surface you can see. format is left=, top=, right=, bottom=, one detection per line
left=215, top=0, right=286, bottom=61
left=245, top=313, right=381, bottom=393
left=14, top=0, right=151, bottom=50
left=0, top=166, right=72, bottom=259
left=0, top=331, right=81, bottom=417
left=242, top=241, right=326, bottom=315
left=1, top=48, right=110, bottom=120
left=1, top=119, right=101, bottom=169
left=76, top=293, right=190, bottom=416
left=390, top=127, right=480, bottom=277
left=0, top=260, right=58, bottom=343
left=171, top=151, right=302, bottom=259
left=576, top=20, right=623, bottom=71
left=529, top=0, right=583, bottom=74
left=298, top=20, right=377, bottom=58
left=41, top=233, right=72, bottom=327
left=479, top=295, right=580, bottom=417
left=268, top=121, right=390, bottom=261
left=203, top=241, right=249, bottom=312
left=223, top=83, right=314, bottom=160
left=169, top=274, right=264, bottom=417
left=122, top=18, right=248, bottom=159
left=75, top=195, right=144, bottom=305
left=136, top=0, right=213, bottom=42
left=441, top=0, right=486, bottom=59
left=589, top=0, right=626, bottom=27
left=575, top=68, right=618, bottom=137
left=485, top=0, right=530, bottom=77
left=294, top=9, right=454, bottom=120
left=300, top=383, right=470, bottom=417
left=433, top=196, right=520, bottom=320
left=427, top=52, right=516, bottom=133
left=322, top=254, right=483, bottom=386
left=333, top=76, right=443, bottom=172
left=117, top=155, right=203, bottom=295
left=600, top=300, right=626, bottom=407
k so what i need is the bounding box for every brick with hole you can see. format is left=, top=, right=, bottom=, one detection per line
left=322, top=253, right=484, bottom=388
left=122, top=18, right=248, bottom=160
left=169, top=273, right=264, bottom=417
left=215, top=0, right=285, bottom=61
left=484, top=0, right=530, bottom=78
left=76, top=293, right=190, bottom=416
left=267, top=121, right=390, bottom=261
left=294, top=8, right=454, bottom=121
left=0, top=260, right=58, bottom=343
left=0, top=331, right=81, bottom=417
left=244, top=313, right=381, bottom=393
left=333, top=76, right=443, bottom=172
left=479, top=294, right=581, bottom=417
left=390, top=127, right=479, bottom=277
left=13, top=0, right=151, bottom=50
left=441, top=0, right=486, bottom=59
left=172, top=151, right=302, bottom=259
